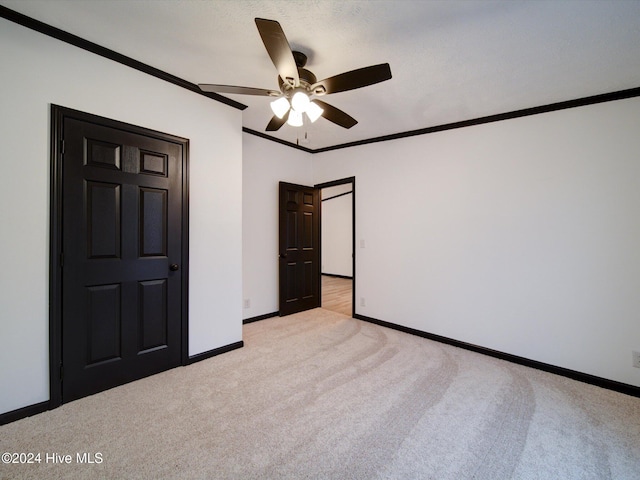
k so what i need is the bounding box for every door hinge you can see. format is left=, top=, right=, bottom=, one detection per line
left=60, top=140, right=65, bottom=154
left=60, top=252, right=64, bottom=268
left=59, top=364, right=63, bottom=381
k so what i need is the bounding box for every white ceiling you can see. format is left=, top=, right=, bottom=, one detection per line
left=3, top=0, right=640, bottom=150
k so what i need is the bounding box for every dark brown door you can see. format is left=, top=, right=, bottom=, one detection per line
left=279, top=182, right=320, bottom=316
left=61, top=116, right=185, bottom=403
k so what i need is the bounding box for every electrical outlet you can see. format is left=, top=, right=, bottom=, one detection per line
left=633, top=351, right=640, bottom=368
left=360, top=297, right=366, bottom=307
left=243, top=299, right=250, bottom=309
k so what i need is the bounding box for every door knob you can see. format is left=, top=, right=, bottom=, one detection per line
left=169, top=264, right=180, bottom=271
left=279, top=253, right=287, bottom=259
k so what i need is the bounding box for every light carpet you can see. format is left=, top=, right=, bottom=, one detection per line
left=1, top=308, right=639, bottom=479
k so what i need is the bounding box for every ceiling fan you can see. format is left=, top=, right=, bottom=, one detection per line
left=198, top=18, right=392, bottom=131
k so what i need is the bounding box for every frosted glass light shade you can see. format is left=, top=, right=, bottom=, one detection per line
left=306, top=101, right=324, bottom=123
left=291, top=91, right=310, bottom=112
left=270, top=97, right=290, bottom=119
left=287, top=109, right=304, bottom=127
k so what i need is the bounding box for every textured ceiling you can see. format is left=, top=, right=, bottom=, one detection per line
left=2, top=0, right=640, bottom=150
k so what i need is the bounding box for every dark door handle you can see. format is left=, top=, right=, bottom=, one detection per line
left=170, top=263, right=180, bottom=271
left=279, top=253, right=287, bottom=259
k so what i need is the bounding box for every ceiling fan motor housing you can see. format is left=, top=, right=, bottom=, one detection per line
left=278, top=67, right=318, bottom=96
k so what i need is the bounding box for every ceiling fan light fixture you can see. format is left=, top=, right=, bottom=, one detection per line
left=287, top=109, right=304, bottom=127
left=199, top=19, right=392, bottom=132
left=270, top=97, right=290, bottom=119
left=306, top=101, right=324, bottom=123
left=291, top=90, right=310, bottom=113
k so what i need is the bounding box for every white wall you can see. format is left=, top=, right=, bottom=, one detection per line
left=321, top=185, right=353, bottom=277
left=0, top=19, right=243, bottom=415
left=313, top=97, right=640, bottom=388
left=242, top=134, right=312, bottom=319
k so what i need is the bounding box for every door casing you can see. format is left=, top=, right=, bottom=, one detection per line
left=315, top=177, right=356, bottom=318
left=49, top=105, right=190, bottom=408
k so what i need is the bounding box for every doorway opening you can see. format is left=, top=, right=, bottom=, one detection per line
left=316, top=177, right=355, bottom=318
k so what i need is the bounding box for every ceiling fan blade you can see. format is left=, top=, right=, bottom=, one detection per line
left=266, top=111, right=289, bottom=131
left=255, top=18, right=299, bottom=88
left=311, top=63, right=392, bottom=95
left=312, top=100, right=358, bottom=129
left=198, top=84, right=280, bottom=96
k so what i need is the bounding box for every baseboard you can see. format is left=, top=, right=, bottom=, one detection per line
left=2, top=342, right=244, bottom=425
left=243, top=312, right=279, bottom=324
left=187, top=341, right=244, bottom=365
left=0, top=400, right=49, bottom=426
left=354, top=314, right=640, bottom=398
left=321, top=273, right=353, bottom=280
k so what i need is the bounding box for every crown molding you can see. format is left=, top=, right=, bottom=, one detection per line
left=0, top=5, right=246, bottom=111
left=3, top=5, right=639, bottom=152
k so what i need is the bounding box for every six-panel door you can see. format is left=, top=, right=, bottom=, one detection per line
left=279, top=182, right=320, bottom=316
left=62, top=117, right=183, bottom=402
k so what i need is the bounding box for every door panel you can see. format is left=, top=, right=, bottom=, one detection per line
left=87, top=181, right=121, bottom=258
left=139, top=187, right=168, bottom=256
left=61, top=116, right=184, bottom=403
left=86, top=283, right=121, bottom=365
left=138, top=279, right=168, bottom=352
left=279, top=182, right=320, bottom=316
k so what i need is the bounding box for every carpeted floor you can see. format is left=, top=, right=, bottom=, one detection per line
left=1, top=308, right=639, bottom=479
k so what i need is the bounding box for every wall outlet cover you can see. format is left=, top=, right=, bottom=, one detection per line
left=633, top=351, right=640, bottom=368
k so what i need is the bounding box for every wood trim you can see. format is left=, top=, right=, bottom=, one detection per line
left=49, top=105, right=191, bottom=408
left=4, top=4, right=639, bottom=153
left=243, top=312, right=279, bottom=324
left=1, top=343, right=242, bottom=426
left=180, top=139, right=190, bottom=365
left=49, top=106, right=64, bottom=408
left=322, top=191, right=352, bottom=202
left=246, top=87, right=640, bottom=153
left=0, top=5, right=246, bottom=111
left=0, top=401, right=49, bottom=426
left=315, top=177, right=356, bottom=189
left=242, top=127, right=314, bottom=153
left=355, top=314, right=640, bottom=398
left=321, top=273, right=353, bottom=280
left=5, top=4, right=637, bottom=153
left=187, top=341, right=244, bottom=365
left=313, top=87, right=640, bottom=153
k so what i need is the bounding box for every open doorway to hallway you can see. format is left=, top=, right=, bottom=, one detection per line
left=321, top=275, right=352, bottom=316
left=318, top=179, right=354, bottom=317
